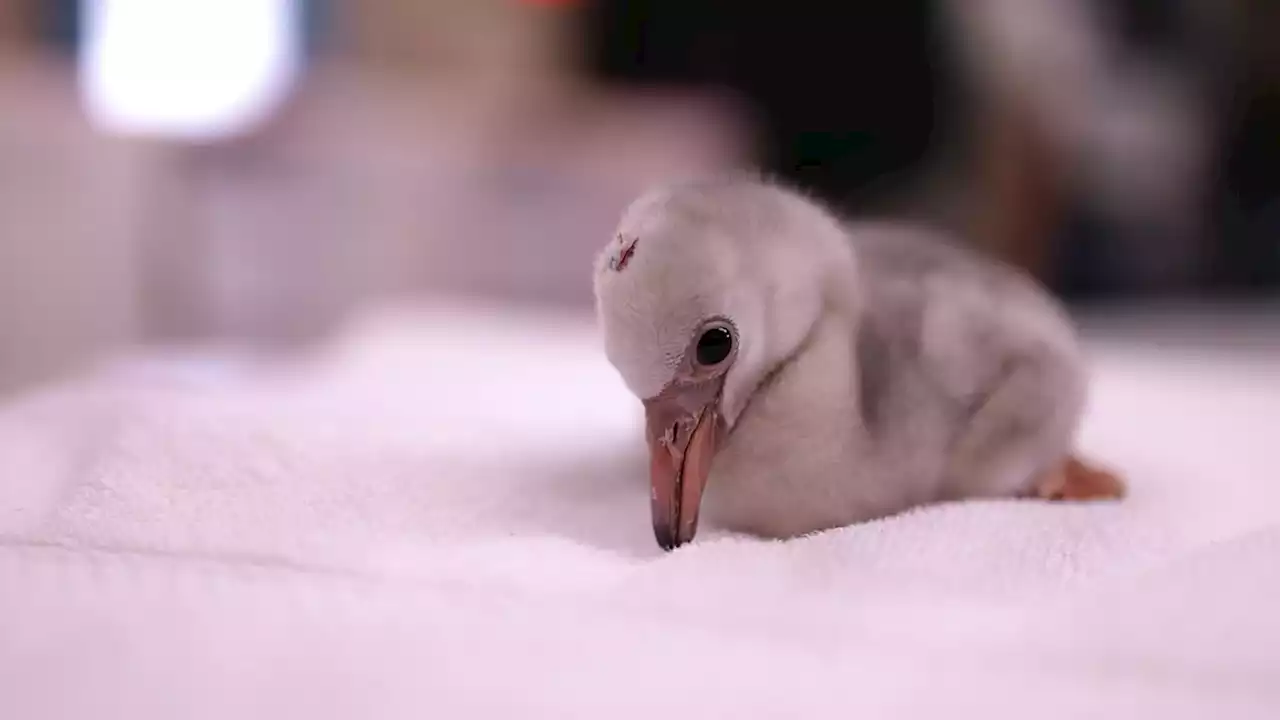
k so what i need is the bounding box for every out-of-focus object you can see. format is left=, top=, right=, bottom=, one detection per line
left=0, top=0, right=36, bottom=48
left=581, top=1, right=955, bottom=222
left=130, top=76, right=746, bottom=346
left=948, top=0, right=1234, bottom=296
left=331, top=0, right=571, bottom=104
left=1212, top=0, right=1280, bottom=291
left=967, top=73, right=1064, bottom=282
left=123, top=0, right=748, bottom=346
left=0, top=57, right=145, bottom=396
left=79, top=0, right=302, bottom=140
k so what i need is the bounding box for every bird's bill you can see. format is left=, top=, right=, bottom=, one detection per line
left=645, top=402, right=719, bottom=551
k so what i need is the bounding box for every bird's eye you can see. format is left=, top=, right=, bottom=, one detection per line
left=695, top=326, right=733, bottom=367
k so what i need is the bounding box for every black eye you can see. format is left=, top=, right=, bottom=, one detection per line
left=695, top=326, right=733, bottom=366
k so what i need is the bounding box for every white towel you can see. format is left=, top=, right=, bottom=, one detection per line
left=1, top=302, right=1277, bottom=719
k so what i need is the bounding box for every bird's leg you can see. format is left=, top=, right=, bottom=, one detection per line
left=1033, top=455, right=1127, bottom=501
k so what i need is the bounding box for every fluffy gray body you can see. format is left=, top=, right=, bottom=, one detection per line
left=593, top=177, right=1087, bottom=540
left=706, top=222, right=1085, bottom=538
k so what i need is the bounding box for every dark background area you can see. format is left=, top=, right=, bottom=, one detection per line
left=579, top=0, right=1280, bottom=301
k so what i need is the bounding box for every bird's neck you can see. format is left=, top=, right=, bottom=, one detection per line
left=819, top=234, right=864, bottom=327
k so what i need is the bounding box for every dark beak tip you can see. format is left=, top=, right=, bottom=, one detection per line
left=654, top=526, right=680, bottom=552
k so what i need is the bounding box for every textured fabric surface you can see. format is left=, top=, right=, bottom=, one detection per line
left=0, top=303, right=1277, bottom=719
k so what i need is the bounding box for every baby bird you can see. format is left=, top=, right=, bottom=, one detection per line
left=592, top=177, right=1124, bottom=551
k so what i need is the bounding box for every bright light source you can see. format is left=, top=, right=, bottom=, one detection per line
left=79, top=0, right=301, bottom=140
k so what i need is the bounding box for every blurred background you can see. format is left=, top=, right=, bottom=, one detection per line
left=0, top=0, right=1277, bottom=397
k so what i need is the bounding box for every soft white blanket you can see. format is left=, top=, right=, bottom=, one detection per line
left=1, top=303, right=1277, bottom=719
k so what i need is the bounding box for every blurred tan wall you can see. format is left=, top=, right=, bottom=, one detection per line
left=118, top=0, right=745, bottom=345
left=0, top=0, right=35, bottom=47
left=0, top=0, right=746, bottom=395
left=128, top=70, right=747, bottom=344
left=0, top=57, right=147, bottom=396
left=332, top=0, right=570, bottom=75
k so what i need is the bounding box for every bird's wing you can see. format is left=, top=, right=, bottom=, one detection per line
left=846, top=223, right=1061, bottom=440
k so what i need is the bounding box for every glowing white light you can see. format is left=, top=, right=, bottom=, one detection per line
left=79, top=0, right=301, bottom=140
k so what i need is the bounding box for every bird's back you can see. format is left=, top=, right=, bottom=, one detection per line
left=838, top=222, right=1082, bottom=496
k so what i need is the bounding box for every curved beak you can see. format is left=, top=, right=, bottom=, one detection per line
left=644, top=384, right=722, bottom=551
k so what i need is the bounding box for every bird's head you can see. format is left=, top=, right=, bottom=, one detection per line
left=592, top=178, right=855, bottom=550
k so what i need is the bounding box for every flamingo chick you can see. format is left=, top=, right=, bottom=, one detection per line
left=592, top=177, right=1124, bottom=550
